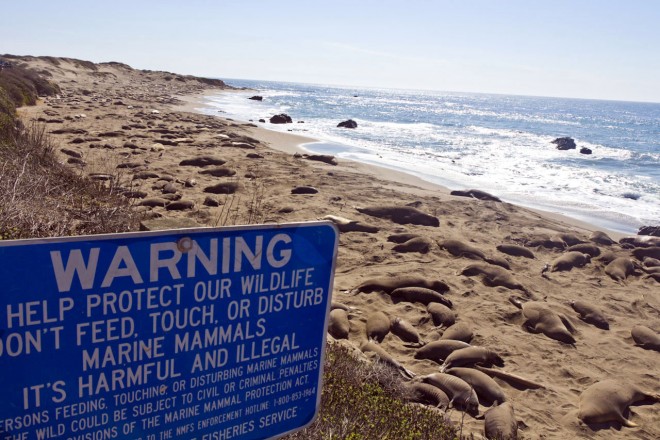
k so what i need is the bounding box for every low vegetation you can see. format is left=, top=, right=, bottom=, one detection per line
left=0, top=58, right=139, bottom=239
left=284, top=343, right=457, bottom=440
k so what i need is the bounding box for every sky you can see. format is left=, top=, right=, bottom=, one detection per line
left=1, top=0, right=659, bottom=102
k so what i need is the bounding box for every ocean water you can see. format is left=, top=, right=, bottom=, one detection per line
left=196, top=79, right=660, bottom=234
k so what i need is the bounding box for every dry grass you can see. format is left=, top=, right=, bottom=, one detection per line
left=0, top=122, right=140, bottom=239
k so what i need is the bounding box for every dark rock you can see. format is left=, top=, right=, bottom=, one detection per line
left=279, top=207, right=294, bottom=213
left=291, top=186, right=319, bottom=195
left=639, top=226, right=660, bottom=237
left=552, top=137, right=576, bottom=150
left=305, top=154, right=337, bottom=166
left=622, top=192, right=641, bottom=200
left=204, top=182, right=239, bottom=194
left=179, top=156, right=226, bottom=167
left=337, top=119, right=358, bottom=128
left=579, top=147, right=592, bottom=155
left=258, top=119, right=266, bottom=123
left=270, top=114, right=292, bottom=124
left=248, top=96, right=263, bottom=101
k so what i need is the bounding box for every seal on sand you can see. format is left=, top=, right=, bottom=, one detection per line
left=365, top=311, right=391, bottom=342
left=509, top=297, right=576, bottom=344
left=578, top=379, right=659, bottom=427
left=404, top=382, right=450, bottom=409
left=566, top=243, right=601, bottom=258
left=604, top=257, right=640, bottom=282
left=589, top=230, right=616, bottom=246
left=631, top=246, right=660, bottom=261
left=550, top=251, right=591, bottom=272
left=361, top=341, right=415, bottom=379
left=426, top=303, right=456, bottom=328
left=392, top=287, right=453, bottom=308
left=356, top=205, right=440, bottom=227
left=392, top=236, right=433, bottom=253
left=352, top=276, right=449, bottom=294
left=441, top=346, right=504, bottom=370
left=570, top=300, right=609, bottom=330
left=420, top=373, right=480, bottom=416
left=321, top=214, right=379, bottom=233
left=446, top=367, right=507, bottom=407
left=458, top=262, right=530, bottom=294
left=391, top=317, right=425, bottom=346
left=328, top=309, right=350, bottom=339
left=387, top=233, right=422, bottom=243
left=440, top=322, right=473, bottom=343
left=496, top=244, right=535, bottom=259
left=439, top=239, right=487, bottom=260
left=414, top=340, right=470, bottom=363
left=630, top=325, right=660, bottom=351
left=450, top=189, right=501, bottom=202
left=484, top=402, right=518, bottom=440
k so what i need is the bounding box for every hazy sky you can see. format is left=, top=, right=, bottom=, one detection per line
left=2, top=1, right=659, bottom=102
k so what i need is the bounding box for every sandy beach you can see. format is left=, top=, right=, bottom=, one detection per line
left=15, top=57, right=660, bottom=439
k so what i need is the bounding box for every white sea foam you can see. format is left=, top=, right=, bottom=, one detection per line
left=200, top=82, right=660, bottom=234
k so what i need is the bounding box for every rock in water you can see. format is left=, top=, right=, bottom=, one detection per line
left=337, top=119, right=357, bottom=128
left=552, top=137, right=576, bottom=150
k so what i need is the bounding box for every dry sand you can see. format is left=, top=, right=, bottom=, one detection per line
left=15, top=56, right=659, bottom=439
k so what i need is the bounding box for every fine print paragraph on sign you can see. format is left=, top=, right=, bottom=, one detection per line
left=0, top=221, right=338, bottom=440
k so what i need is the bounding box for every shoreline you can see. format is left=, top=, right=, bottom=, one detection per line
left=182, top=91, right=628, bottom=240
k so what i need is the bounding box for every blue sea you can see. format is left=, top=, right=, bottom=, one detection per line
left=196, top=79, right=660, bottom=234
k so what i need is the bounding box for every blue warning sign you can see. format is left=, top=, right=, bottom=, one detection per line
left=0, top=221, right=338, bottom=440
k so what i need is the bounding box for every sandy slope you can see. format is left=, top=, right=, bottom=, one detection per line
left=14, top=56, right=660, bottom=439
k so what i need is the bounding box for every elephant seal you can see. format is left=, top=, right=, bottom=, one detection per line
left=570, top=300, right=609, bottom=330
left=321, top=215, right=379, bottom=233
left=604, top=257, right=639, bottom=282
left=589, top=230, right=616, bottom=246
left=392, top=237, right=433, bottom=253
left=555, top=233, right=586, bottom=246
left=392, top=287, right=453, bottom=308
left=630, top=325, right=660, bottom=351
left=550, top=251, right=591, bottom=272
left=391, top=317, right=425, bottom=346
left=631, top=246, right=660, bottom=260
left=360, top=341, right=415, bottom=379
left=496, top=244, right=535, bottom=259
left=387, top=233, right=422, bottom=243
left=414, top=340, right=470, bottom=363
left=427, top=303, right=456, bottom=328
left=567, top=243, right=601, bottom=258
left=404, top=382, right=450, bottom=409
left=509, top=297, right=576, bottom=344
left=450, top=189, right=501, bottom=202
left=441, top=322, right=473, bottom=343
left=439, top=239, right=487, bottom=260
left=365, top=311, right=391, bottom=342
left=442, top=346, right=504, bottom=370
left=446, top=367, right=507, bottom=406
left=578, top=379, right=659, bottom=427
left=356, top=205, right=440, bottom=227
left=643, top=256, right=660, bottom=267
left=484, top=402, right=518, bottom=439
left=420, top=373, right=480, bottom=416
left=328, top=309, right=350, bottom=339
left=620, top=235, right=660, bottom=248
left=352, top=276, right=449, bottom=294
left=525, top=235, right=566, bottom=250
left=458, top=262, right=529, bottom=294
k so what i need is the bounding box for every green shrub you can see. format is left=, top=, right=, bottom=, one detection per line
left=283, top=343, right=456, bottom=440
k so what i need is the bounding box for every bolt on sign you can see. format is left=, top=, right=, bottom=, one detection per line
left=0, top=221, right=338, bottom=440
